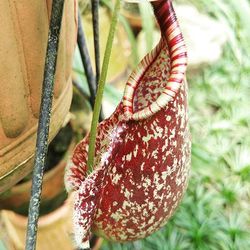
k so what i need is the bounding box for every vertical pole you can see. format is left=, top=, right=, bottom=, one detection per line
left=25, top=0, right=65, bottom=249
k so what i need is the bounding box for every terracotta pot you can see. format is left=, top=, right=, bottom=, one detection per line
left=0, top=0, right=78, bottom=193
left=0, top=196, right=103, bottom=250
left=0, top=124, right=75, bottom=214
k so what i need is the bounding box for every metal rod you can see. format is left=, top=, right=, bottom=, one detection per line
left=77, top=9, right=104, bottom=121
left=25, top=0, right=65, bottom=249
left=91, top=0, right=100, bottom=86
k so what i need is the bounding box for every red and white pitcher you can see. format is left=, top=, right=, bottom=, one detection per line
left=65, top=0, right=190, bottom=247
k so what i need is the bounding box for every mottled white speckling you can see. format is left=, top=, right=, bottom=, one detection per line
left=133, top=144, right=139, bottom=158
left=166, top=115, right=171, bottom=121
left=140, top=162, right=145, bottom=171
left=111, top=211, right=124, bottom=222
left=65, top=2, right=190, bottom=243
left=125, top=152, right=132, bottom=162
left=148, top=216, right=155, bottom=224
left=142, top=177, right=152, bottom=189
left=124, top=189, right=133, bottom=199
left=112, top=173, right=122, bottom=184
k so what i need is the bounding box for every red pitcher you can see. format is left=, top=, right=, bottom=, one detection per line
left=65, top=0, right=190, bottom=247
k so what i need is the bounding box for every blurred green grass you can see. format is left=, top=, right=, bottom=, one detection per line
left=75, top=0, right=250, bottom=249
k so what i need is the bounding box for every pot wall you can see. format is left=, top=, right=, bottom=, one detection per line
left=0, top=0, right=78, bottom=193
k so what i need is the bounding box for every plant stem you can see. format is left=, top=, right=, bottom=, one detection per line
left=87, top=0, right=121, bottom=172
left=77, top=10, right=97, bottom=110
left=91, top=0, right=104, bottom=122
left=91, top=0, right=101, bottom=86
left=101, top=0, right=139, bottom=66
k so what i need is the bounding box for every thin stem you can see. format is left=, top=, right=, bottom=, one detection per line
left=91, top=0, right=101, bottom=86
left=77, top=10, right=96, bottom=109
left=101, top=0, right=139, bottom=66
left=87, top=0, right=121, bottom=172
left=25, top=0, right=65, bottom=249
left=77, top=9, right=104, bottom=121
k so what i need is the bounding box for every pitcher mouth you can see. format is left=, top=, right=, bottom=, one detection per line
left=122, top=0, right=187, bottom=121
